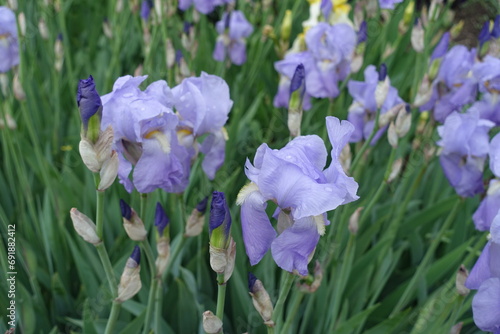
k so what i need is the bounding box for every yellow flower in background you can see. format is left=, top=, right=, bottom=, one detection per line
left=333, top=0, right=351, bottom=16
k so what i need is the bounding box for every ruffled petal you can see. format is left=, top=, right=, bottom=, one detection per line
left=471, top=277, right=500, bottom=332
left=466, top=241, right=492, bottom=290
left=200, top=129, right=226, bottom=180
left=271, top=216, right=320, bottom=276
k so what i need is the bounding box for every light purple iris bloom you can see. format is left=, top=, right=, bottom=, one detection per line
left=320, top=0, right=332, bottom=20
left=473, top=133, right=500, bottom=231
left=172, top=72, right=232, bottom=180
left=437, top=109, right=494, bottom=197
left=274, top=52, right=314, bottom=111
left=420, top=45, right=478, bottom=122
left=379, top=0, right=403, bottom=9
left=465, top=214, right=500, bottom=333
left=347, top=65, right=404, bottom=143
left=237, top=116, right=358, bottom=275
left=473, top=55, right=500, bottom=94
left=213, top=11, right=253, bottom=66
left=0, top=7, right=19, bottom=73
left=304, top=23, right=356, bottom=98
left=101, top=75, right=191, bottom=193
left=178, top=0, right=233, bottom=15
left=430, top=32, right=450, bottom=61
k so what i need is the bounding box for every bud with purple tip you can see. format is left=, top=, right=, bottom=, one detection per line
left=116, top=246, right=142, bottom=302
left=121, top=199, right=147, bottom=241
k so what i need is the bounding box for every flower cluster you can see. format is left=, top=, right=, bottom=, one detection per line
left=213, top=11, right=253, bottom=66
left=237, top=116, right=358, bottom=275
left=95, top=72, right=232, bottom=193
left=178, top=0, right=233, bottom=15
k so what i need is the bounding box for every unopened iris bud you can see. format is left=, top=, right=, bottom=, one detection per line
left=77, top=75, right=102, bottom=143
left=155, top=202, right=171, bottom=276
left=103, top=18, right=113, bottom=38
left=450, top=322, right=463, bottom=334
left=98, top=150, right=118, bottom=191
left=375, top=64, right=390, bottom=109
left=140, top=0, right=153, bottom=21
left=116, top=246, right=142, bottom=302
left=155, top=202, right=170, bottom=237
left=248, top=273, right=274, bottom=327
left=349, top=207, right=363, bottom=235
left=70, top=208, right=101, bottom=245
left=185, top=197, right=208, bottom=237
left=54, top=34, right=64, bottom=72
left=13, top=73, right=25, bottom=101
left=357, top=21, right=367, bottom=44
left=288, top=63, right=306, bottom=137
left=411, top=18, right=424, bottom=53
left=120, top=199, right=147, bottom=241
left=450, top=20, right=464, bottom=39
left=209, top=191, right=232, bottom=249
left=281, top=10, right=292, bottom=42
left=456, top=265, right=470, bottom=296
left=202, top=310, right=222, bottom=334
left=394, top=104, right=412, bottom=137
left=387, top=158, right=403, bottom=182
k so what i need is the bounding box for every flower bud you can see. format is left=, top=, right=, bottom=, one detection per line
left=155, top=237, right=170, bottom=277
left=13, top=73, right=25, bottom=101
left=103, top=18, right=113, bottom=38
left=388, top=122, right=398, bottom=148
left=349, top=207, right=363, bottom=235
left=288, top=63, right=305, bottom=137
left=248, top=273, right=274, bottom=327
left=375, top=64, right=390, bottom=109
left=70, top=208, right=101, bottom=245
left=411, top=19, right=424, bottom=53
left=77, top=75, right=102, bottom=143
left=450, top=20, right=464, bottom=40
left=414, top=74, right=433, bottom=107
left=455, top=265, right=469, bottom=296
left=166, top=38, right=175, bottom=68
left=121, top=200, right=147, bottom=241
left=449, top=322, right=463, bottom=334
left=280, top=10, right=292, bottom=41
left=202, top=311, right=222, bottom=334
left=185, top=197, right=207, bottom=237
left=54, top=34, right=64, bottom=72
left=8, top=0, right=18, bottom=10
left=38, top=19, right=49, bottom=39
left=339, top=144, right=351, bottom=172
left=98, top=150, right=118, bottom=191
left=394, top=104, right=412, bottom=138
left=388, top=158, right=403, bottom=183
left=116, top=246, right=142, bottom=302
left=209, top=191, right=232, bottom=249
left=379, top=103, right=404, bottom=128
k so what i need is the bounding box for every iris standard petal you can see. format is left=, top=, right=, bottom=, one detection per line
left=466, top=241, right=492, bottom=290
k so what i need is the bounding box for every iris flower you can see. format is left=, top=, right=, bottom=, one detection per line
left=0, top=6, right=19, bottom=73
left=237, top=116, right=358, bottom=275
left=213, top=11, right=253, bottom=66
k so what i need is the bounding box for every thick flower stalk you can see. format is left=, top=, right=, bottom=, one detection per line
left=172, top=72, right=233, bottom=179
left=237, top=116, right=358, bottom=275
left=0, top=6, right=19, bottom=73
left=213, top=11, right=254, bottom=66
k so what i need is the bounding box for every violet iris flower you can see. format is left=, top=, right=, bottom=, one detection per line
left=172, top=72, right=233, bottom=179
left=0, top=6, right=19, bottom=73
left=213, top=11, right=253, bottom=66
left=237, top=116, right=358, bottom=275
left=420, top=45, right=477, bottom=122
left=437, top=109, right=494, bottom=197
left=178, top=0, right=233, bottom=15
left=473, top=133, right=500, bottom=231
left=101, top=75, right=191, bottom=193
left=347, top=65, right=404, bottom=143
left=465, top=214, right=500, bottom=333
left=379, top=0, right=403, bottom=9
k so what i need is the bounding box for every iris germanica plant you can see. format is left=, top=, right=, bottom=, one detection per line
left=213, top=11, right=253, bottom=66
left=237, top=116, right=358, bottom=275
left=0, top=6, right=19, bottom=73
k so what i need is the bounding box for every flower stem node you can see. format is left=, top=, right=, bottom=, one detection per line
left=70, top=208, right=101, bottom=245
left=248, top=273, right=274, bottom=327
left=120, top=200, right=147, bottom=241
left=456, top=265, right=470, bottom=296
left=202, top=311, right=222, bottom=334
left=116, top=246, right=142, bottom=303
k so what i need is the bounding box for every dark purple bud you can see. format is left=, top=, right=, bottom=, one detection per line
left=130, top=245, right=141, bottom=264
left=175, top=50, right=183, bottom=64
left=120, top=199, right=132, bottom=220
left=224, top=12, right=231, bottom=30
left=405, top=103, right=411, bottom=113
left=155, top=202, right=169, bottom=236
left=492, top=15, right=500, bottom=39
left=290, top=63, right=305, bottom=95
left=479, top=21, right=491, bottom=46
left=196, top=197, right=209, bottom=213
left=77, top=75, right=102, bottom=131
left=431, top=32, right=450, bottom=60
left=57, top=33, right=63, bottom=41
left=209, top=191, right=231, bottom=234
left=183, top=22, right=192, bottom=34
left=141, top=0, right=153, bottom=21
left=357, top=21, right=367, bottom=44
left=248, top=272, right=258, bottom=292
left=378, top=64, right=387, bottom=81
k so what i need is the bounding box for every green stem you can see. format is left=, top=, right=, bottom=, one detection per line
left=281, top=292, right=304, bottom=334
left=141, top=239, right=157, bottom=334
left=267, top=326, right=275, bottom=334
left=390, top=198, right=462, bottom=317
left=140, top=193, right=148, bottom=223
left=272, top=272, right=295, bottom=331
left=216, top=274, right=227, bottom=333
left=154, top=279, right=163, bottom=333
left=93, top=174, right=105, bottom=239
left=105, top=301, right=122, bottom=334
left=95, top=243, right=117, bottom=294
